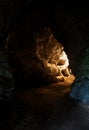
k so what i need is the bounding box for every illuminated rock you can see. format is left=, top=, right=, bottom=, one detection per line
left=35, top=27, right=71, bottom=82
left=8, top=27, right=71, bottom=86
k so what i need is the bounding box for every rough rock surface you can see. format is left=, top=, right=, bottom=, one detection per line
left=1, top=1, right=89, bottom=130
left=0, top=0, right=32, bottom=100
left=70, top=45, right=89, bottom=103
left=35, top=27, right=70, bottom=80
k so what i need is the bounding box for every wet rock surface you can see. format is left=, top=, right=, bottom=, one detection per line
left=70, top=46, right=89, bottom=103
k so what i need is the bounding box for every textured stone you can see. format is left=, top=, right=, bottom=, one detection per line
left=70, top=78, right=89, bottom=103
left=35, top=27, right=70, bottom=79
left=0, top=43, right=14, bottom=100
left=8, top=27, right=71, bottom=87
left=70, top=46, right=89, bottom=103
left=0, top=0, right=33, bottom=100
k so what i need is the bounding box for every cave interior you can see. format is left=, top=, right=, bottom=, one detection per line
left=1, top=0, right=89, bottom=130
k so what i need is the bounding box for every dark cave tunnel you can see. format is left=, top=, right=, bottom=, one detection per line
left=1, top=1, right=89, bottom=130
left=7, top=0, right=89, bottom=90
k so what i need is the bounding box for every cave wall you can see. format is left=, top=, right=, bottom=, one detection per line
left=7, top=0, right=89, bottom=74
left=0, top=0, right=89, bottom=102
left=9, top=0, right=89, bottom=63
left=10, top=0, right=89, bottom=61
left=0, top=0, right=89, bottom=54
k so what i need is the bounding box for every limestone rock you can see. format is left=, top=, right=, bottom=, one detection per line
left=35, top=27, right=70, bottom=82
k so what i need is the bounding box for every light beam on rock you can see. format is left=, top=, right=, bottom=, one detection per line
left=35, top=27, right=72, bottom=81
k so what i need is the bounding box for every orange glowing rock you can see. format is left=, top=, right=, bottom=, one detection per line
left=35, top=27, right=71, bottom=80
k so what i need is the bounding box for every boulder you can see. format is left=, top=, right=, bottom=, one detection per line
left=70, top=46, right=89, bottom=103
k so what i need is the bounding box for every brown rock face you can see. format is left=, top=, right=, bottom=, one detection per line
left=8, top=27, right=71, bottom=88
left=35, top=27, right=70, bottom=78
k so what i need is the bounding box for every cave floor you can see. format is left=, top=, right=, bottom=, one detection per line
left=1, top=75, right=89, bottom=130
